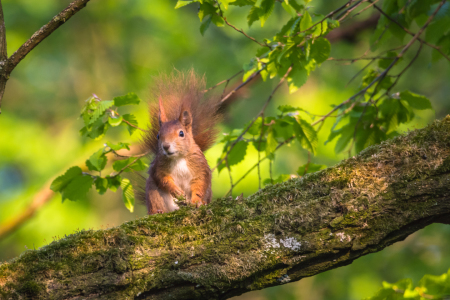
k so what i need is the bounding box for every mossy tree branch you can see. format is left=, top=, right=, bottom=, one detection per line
left=1, top=117, right=450, bottom=299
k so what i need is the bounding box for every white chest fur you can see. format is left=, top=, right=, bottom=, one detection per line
left=170, top=158, right=193, bottom=198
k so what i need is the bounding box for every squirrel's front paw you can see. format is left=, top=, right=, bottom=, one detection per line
left=191, top=194, right=204, bottom=208
left=171, top=186, right=186, bottom=200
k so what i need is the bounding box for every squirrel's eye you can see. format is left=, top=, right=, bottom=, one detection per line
left=157, top=134, right=159, bottom=140
left=179, top=130, right=184, bottom=137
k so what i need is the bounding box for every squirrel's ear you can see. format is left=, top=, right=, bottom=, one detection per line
left=158, top=96, right=168, bottom=125
left=179, top=110, right=192, bottom=127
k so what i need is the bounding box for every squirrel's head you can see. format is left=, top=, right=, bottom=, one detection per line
left=157, top=97, right=194, bottom=158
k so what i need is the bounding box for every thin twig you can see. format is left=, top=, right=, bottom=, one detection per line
left=303, top=151, right=311, bottom=176
left=226, top=158, right=233, bottom=195
left=257, top=113, right=264, bottom=190
left=203, top=70, right=243, bottom=93
left=113, top=156, right=141, bottom=176
left=224, top=136, right=294, bottom=195
left=223, top=17, right=270, bottom=48
left=220, top=69, right=262, bottom=103
left=297, top=0, right=363, bottom=35
left=213, top=66, right=292, bottom=172
left=311, top=0, right=445, bottom=128
left=8, top=0, right=92, bottom=72
left=215, top=0, right=270, bottom=48
left=337, top=0, right=369, bottom=22
left=370, top=1, right=450, bottom=62
left=351, top=0, right=381, bottom=19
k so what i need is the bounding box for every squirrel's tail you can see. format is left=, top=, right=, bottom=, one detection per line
left=144, top=70, right=222, bottom=154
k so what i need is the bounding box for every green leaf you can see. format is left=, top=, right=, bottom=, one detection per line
left=121, top=114, right=139, bottom=135
left=113, top=92, right=141, bottom=106
left=282, top=2, right=297, bottom=18
left=219, top=0, right=232, bottom=9
left=89, top=100, right=114, bottom=125
left=257, top=0, right=275, bottom=27
left=312, top=19, right=328, bottom=37
left=425, top=2, right=450, bottom=44
left=432, top=34, right=450, bottom=62
left=293, top=118, right=317, bottom=154
left=230, top=0, right=255, bottom=6
left=86, top=148, right=108, bottom=172
left=108, top=115, right=123, bottom=127
left=200, top=15, right=212, bottom=35
left=378, top=51, right=398, bottom=69
left=107, top=142, right=131, bottom=151
left=247, top=6, right=260, bottom=27
left=327, top=122, right=354, bottom=154
left=113, top=158, right=147, bottom=172
left=310, top=37, right=331, bottom=64
left=288, top=0, right=304, bottom=12
left=273, top=116, right=294, bottom=140
left=61, top=174, right=93, bottom=202
left=227, top=140, right=248, bottom=167
left=278, top=105, right=302, bottom=113
left=84, top=118, right=110, bottom=140
left=370, top=25, right=392, bottom=51
left=266, top=128, right=278, bottom=156
left=355, top=125, right=386, bottom=153
left=297, top=163, right=326, bottom=175
left=407, top=0, right=431, bottom=19
left=82, top=99, right=114, bottom=126
left=107, top=176, right=122, bottom=192
left=300, top=10, right=312, bottom=31
left=383, top=13, right=409, bottom=42
left=247, top=117, right=263, bottom=135
left=211, top=14, right=225, bottom=27
left=400, top=91, right=432, bottom=110
left=50, top=166, right=83, bottom=192
left=120, top=178, right=135, bottom=213
left=198, top=2, right=217, bottom=22
left=95, top=177, right=108, bottom=195
left=175, top=0, right=195, bottom=9
left=287, top=65, right=308, bottom=93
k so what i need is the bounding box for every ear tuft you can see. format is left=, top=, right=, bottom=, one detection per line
left=159, top=96, right=168, bottom=125
left=180, top=110, right=192, bottom=127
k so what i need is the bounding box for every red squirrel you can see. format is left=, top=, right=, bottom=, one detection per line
left=143, top=71, right=221, bottom=214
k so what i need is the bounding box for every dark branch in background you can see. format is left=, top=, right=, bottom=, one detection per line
left=0, top=0, right=92, bottom=113
left=327, top=13, right=379, bottom=43
left=1, top=117, right=449, bottom=299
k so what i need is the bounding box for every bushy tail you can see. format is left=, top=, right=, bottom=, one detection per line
left=143, top=70, right=222, bottom=155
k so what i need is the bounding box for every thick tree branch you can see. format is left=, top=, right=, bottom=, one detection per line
left=1, top=116, right=450, bottom=299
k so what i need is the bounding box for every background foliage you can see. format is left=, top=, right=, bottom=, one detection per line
left=0, top=0, right=449, bottom=299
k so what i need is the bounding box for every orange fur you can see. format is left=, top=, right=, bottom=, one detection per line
left=143, top=70, right=220, bottom=214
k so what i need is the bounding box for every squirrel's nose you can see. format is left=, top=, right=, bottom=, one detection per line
left=162, top=143, right=170, bottom=151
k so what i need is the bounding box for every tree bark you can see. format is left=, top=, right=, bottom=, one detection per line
left=1, top=116, right=450, bottom=300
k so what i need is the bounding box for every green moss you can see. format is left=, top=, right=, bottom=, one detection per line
left=17, top=281, right=44, bottom=297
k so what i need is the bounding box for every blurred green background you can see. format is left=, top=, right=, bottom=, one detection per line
left=0, top=0, right=449, bottom=299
